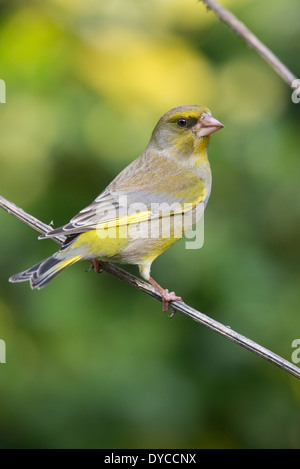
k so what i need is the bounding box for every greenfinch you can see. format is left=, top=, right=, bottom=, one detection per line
left=9, top=105, right=224, bottom=311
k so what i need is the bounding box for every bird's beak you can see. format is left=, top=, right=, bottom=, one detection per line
left=194, top=113, right=224, bottom=138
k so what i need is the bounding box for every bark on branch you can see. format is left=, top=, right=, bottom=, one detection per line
left=200, top=0, right=297, bottom=88
left=1, top=195, right=299, bottom=380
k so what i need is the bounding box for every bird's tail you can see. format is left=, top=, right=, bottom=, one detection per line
left=9, top=252, right=82, bottom=290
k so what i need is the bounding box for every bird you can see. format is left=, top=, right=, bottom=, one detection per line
left=9, top=105, right=224, bottom=312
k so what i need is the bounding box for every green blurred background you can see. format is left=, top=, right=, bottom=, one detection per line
left=0, top=0, right=300, bottom=449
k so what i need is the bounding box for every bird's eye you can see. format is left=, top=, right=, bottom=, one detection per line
left=177, top=118, right=187, bottom=128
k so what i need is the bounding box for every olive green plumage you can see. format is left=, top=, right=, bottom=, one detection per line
left=10, top=105, right=224, bottom=299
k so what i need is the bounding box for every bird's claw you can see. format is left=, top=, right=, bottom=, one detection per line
left=86, top=259, right=103, bottom=273
left=168, top=308, right=177, bottom=319
left=161, top=289, right=182, bottom=315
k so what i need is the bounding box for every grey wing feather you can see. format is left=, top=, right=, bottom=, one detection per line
left=39, top=157, right=142, bottom=239
left=39, top=190, right=123, bottom=238
left=38, top=149, right=205, bottom=240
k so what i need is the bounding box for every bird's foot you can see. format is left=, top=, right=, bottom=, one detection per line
left=86, top=259, right=103, bottom=273
left=161, top=289, right=182, bottom=316
left=148, top=277, right=182, bottom=316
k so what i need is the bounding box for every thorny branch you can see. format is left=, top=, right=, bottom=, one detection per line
left=1, top=195, right=299, bottom=380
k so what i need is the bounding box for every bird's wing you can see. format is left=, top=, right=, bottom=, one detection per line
left=40, top=188, right=204, bottom=239
left=40, top=154, right=207, bottom=239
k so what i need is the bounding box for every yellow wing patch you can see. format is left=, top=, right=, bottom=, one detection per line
left=94, top=176, right=206, bottom=232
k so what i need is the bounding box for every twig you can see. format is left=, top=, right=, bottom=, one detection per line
left=1, top=195, right=299, bottom=380
left=0, top=196, right=66, bottom=245
left=200, top=0, right=298, bottom=88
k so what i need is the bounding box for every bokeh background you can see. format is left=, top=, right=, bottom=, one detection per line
left=0, top=0, right=299, bottom=449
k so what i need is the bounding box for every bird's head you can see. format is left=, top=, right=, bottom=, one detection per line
left=150, top=105, right=224, bottom=158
